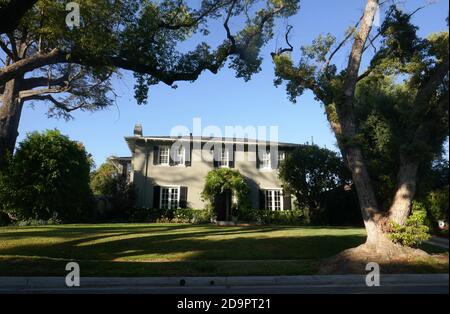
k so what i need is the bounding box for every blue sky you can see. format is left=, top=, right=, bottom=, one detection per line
left=17, top=0, right=449, bottom=167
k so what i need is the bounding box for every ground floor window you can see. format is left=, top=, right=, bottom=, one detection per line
left=160, top=186, right=180, bottom=209
left=265, top=189, right=283, bottom=211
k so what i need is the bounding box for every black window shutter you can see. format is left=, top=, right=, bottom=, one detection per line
left=259, top=189, right=266, bottom=210
left=229, top=144, right=236, bottom=168
left=213, top=148, right=219, bottom=168
left=256, top=147, right=260, bottom=169
left=283, top=192, right=292, bottom=210
left=180, top=186, right=188, bottom=208
left=153, top=146, right=160, bottom=165
left=153, top=186, right=161, bottom=209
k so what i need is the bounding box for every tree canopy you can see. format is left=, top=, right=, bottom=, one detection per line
left=0, top=130, right=93, bottom=222
left=270, top=1, right=448, bottom=249
left=0, top=0, right=300, bottom=169
left=278, top=145, right=350, bottom=210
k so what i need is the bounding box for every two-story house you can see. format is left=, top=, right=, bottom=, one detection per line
left=119, top=125, right=303, bottom=219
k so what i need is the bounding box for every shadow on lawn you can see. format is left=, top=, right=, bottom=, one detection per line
left=0, top=225, right=366, bottom=261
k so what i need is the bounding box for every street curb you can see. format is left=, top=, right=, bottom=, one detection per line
left=0, top=274, right=448, bottom=290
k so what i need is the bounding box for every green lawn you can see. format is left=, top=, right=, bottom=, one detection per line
left=0, top=224, right=447, bottom=276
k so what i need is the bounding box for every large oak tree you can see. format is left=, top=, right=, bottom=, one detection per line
left=272, top=0, right=448, bottom=257
left=0, top=0, right=299, bottom=169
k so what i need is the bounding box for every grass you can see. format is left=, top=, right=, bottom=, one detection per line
left=0, top=223, right=447, bottom=276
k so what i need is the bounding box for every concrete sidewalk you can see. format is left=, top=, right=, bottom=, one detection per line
left=0, top=274, right=448, bottom=294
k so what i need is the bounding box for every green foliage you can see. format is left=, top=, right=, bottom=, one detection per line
left=420, top=187, right=449, bottom=229
left=0, top=211, right=11, bottom=226
left=202, top=168, right=250, bottom=209
left=90, top=162, right=117, bottom=196
left=90, top=160, right=136, bottom=221
left=278, top=145, right=349, bottom=210
left=233, top=207, right=305, bottom=225
left=128, top=207, right=212, bottom=224
left=389, top=203, right=431, bottom=247
left=0, top=130, right=93, bottom=222
left=274, top=6, right=448, bottom=215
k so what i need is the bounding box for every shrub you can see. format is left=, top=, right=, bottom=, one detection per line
left=425, top=187, right=449, bottom=227
left=0, top=130, right=93, bottom=222
left=128, top=208, right=165, bottom=222
left=234, top=207, right=305, bottom=225
left=170, top=208, right=214, bottom=224
left=127, top=208, right=213, bottom=224
left=389, top=203, right=431, bottom=247
left=90, top=160, right=136, bottom=221
left=0, top=211, right=11, bottom=226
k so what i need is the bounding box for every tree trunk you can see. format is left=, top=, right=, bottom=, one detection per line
left=345, top=145, right=384, bottom=244
left=388, top=157, right=420, bottom=225
left=0, top=77, right=23, bottom=170
left=335, top=0, right=383, bottom=245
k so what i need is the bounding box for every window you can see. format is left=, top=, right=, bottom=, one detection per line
left=160, top=187, right=180, bottom=209
left=219, top=148, right=230, bottom=168
left=260, top=150, right=284, bottom=170
left=278, top=151, right=285, bottom=164
left=159, top=146, right=170, bottom=165
left=261, top=151, right=271, bottom=169
left=265, top=189, right=283, bottom=211
left=174, top=146, right=185, bottom=166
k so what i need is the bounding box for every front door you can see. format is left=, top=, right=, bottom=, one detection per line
left=215, top=189, right=232, bottom=221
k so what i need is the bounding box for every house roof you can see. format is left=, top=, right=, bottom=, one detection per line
left=124, top=135, right=305, bottom=154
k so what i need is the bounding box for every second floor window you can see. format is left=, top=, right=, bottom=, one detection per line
left=174, top=146, right=185, bottom=166
left=219, top=148, right=230, bottom=168
left=259, top=150, right=285, bottom=170
left=278, top=151, right=285, bottom=164
left=261, top=151, right=271, bottom=169
left=159, top=146, right=170, bottom=165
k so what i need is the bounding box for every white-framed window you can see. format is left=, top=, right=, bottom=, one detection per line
left=278, top=151, right=285, bottom=164
left=260, top=150, right=285, bottom=170
left=174, top=146, right=185, bottom=166
left=159, top=146, right=170, bottom=165
left=261, top=151, right=271, bottom=169
left=265, top=189, right=283, bottom=211
left=219, top=148, right=230, bottom=168
left=160, top=186, right=180, bottom=209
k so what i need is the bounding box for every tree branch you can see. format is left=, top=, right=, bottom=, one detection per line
left=275, top=25, right=294, bottom=55
left=21, top=94, right=86, bottom=112
left=0, top=48, right=66, bottom=86
left=0, top=38, right=15, bottom=61
left=19, top=86, right=71, bottom=99
left=22, top=74, right=69, bottom=90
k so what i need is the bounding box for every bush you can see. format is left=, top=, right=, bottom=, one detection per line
left=0, top=211, right=11, bottom=226
left=425, top=187, right=449, bottom=227
left=127, top=208, right=213, bottom=224
left=0, top=130, right=93, bottom=222
left=16, top=217, right=62, bottom=227
left=234, top=207, right=305, bottom=225
left=90, top=160, right=136, bottom=222
left=389, top=203, right=431, bottom=247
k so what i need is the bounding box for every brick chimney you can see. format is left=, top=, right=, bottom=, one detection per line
left=134, top=124, right=143, bottom=136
